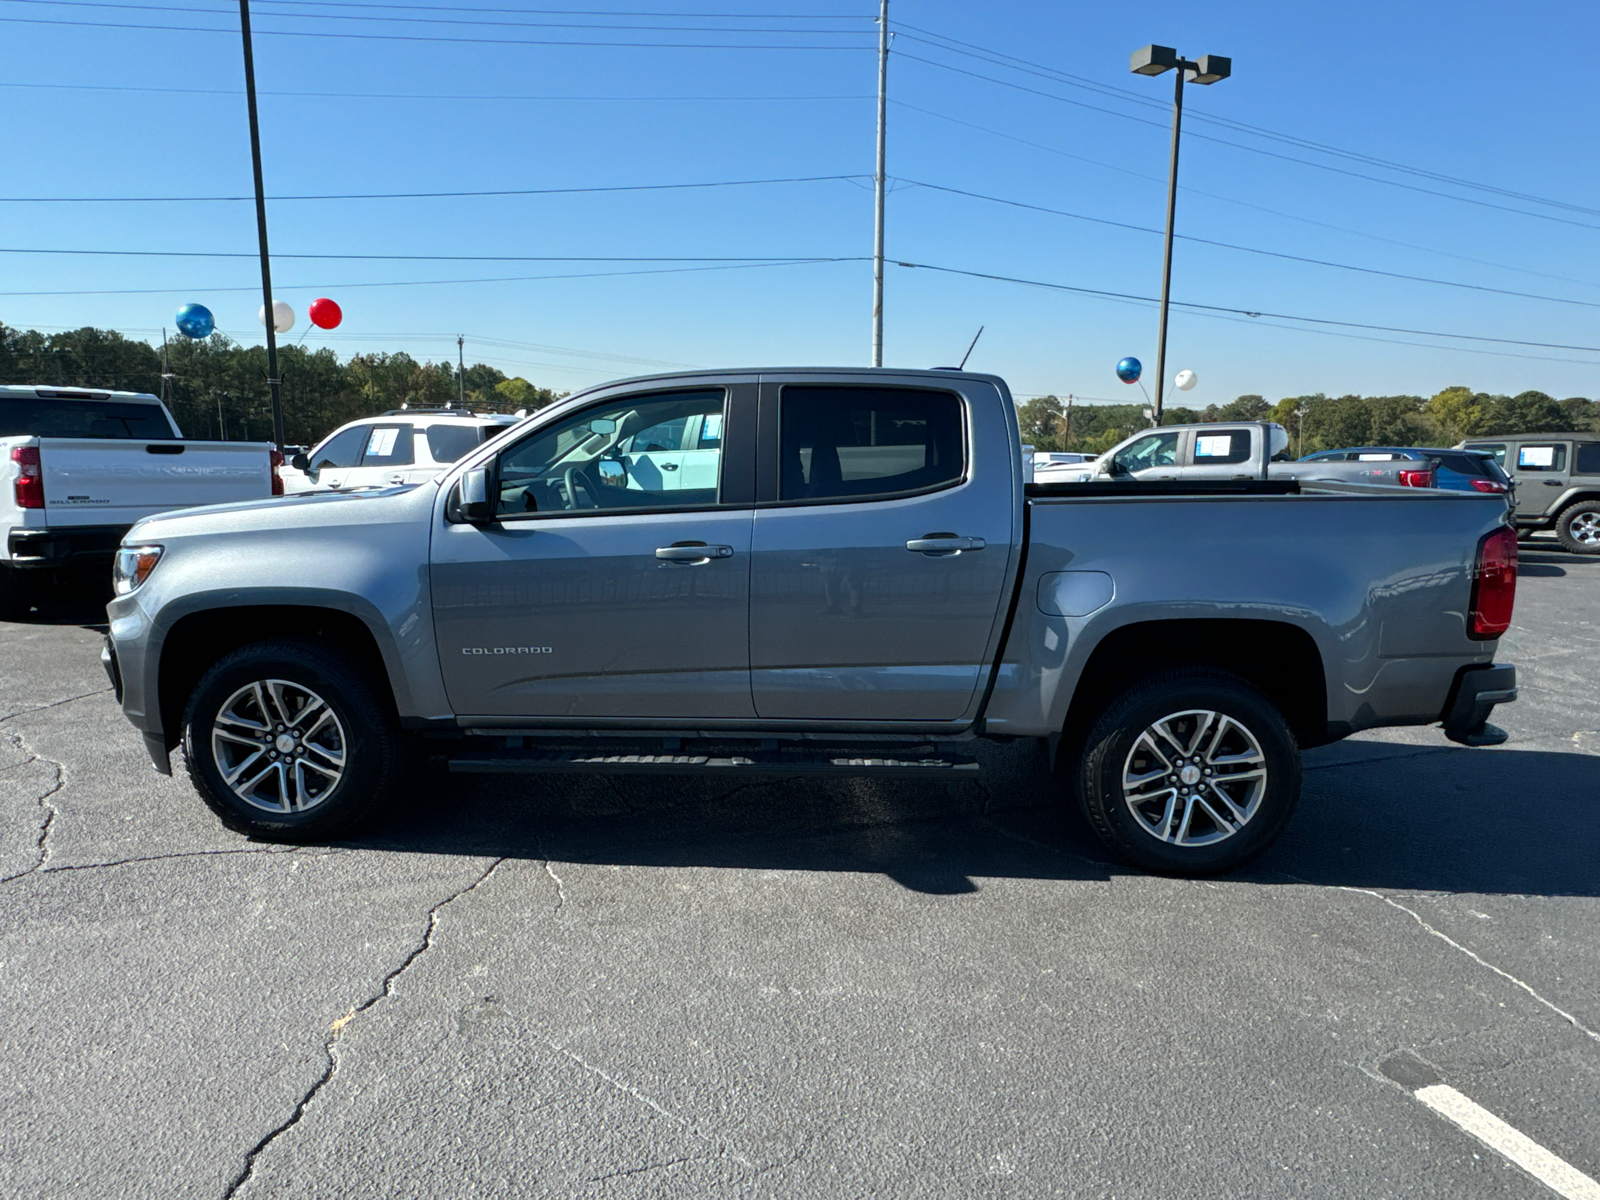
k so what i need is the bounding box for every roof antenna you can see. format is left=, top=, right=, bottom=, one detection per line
left=957, top=325, right=984, bottom=370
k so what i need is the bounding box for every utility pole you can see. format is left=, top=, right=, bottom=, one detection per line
left=871, top=0, right=889, bottom=367
left=457, top=334, right=466, bottom=408
left=239, top=0, right=286, bottom=451
left=160, top=330, right=172, bottom=404
left=1065, top=394, right=1074, bottom=447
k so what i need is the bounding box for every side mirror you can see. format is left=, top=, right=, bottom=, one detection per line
left=1106, top=457, right=1131, bottom=478
left=460, top=466, right=494, bottom=523
left=290, top=452, right=309, bottom=472
left=597, top=458, right=627, bottom=488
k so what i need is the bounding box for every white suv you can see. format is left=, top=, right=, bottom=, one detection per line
left=281, top=409, right=520, bottom=494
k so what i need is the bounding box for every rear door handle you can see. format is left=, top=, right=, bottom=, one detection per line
left=905, top=535, right=985, bottom=555
left=656, top=542, right=734, bottom=562
left=1543, top=480, right=1564, bottom=486
left=660, top=462, right=679, bottom=471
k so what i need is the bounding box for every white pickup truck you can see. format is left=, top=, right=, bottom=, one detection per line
left=1, top=385, right=277, bottom=618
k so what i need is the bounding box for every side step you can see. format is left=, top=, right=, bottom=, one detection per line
left=447, top=750, right=979, bottom=778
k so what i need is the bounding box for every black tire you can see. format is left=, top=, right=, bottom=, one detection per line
left=181, top=637, right=400, bottom=840
left=1554, top=501, right=1600, bottom=555
left=1072, top=669, right=1301, bottom=876
left=0, top=566, right=34, bottom=622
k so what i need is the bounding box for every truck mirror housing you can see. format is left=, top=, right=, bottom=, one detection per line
left=597, top=458, right=627, bottom=488
left=460, top=466, right=494, bottom=522
left=290, top=452, right=310, bottom=472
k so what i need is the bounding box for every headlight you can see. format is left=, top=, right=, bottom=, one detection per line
left=112, top=545, right=164, bottom=596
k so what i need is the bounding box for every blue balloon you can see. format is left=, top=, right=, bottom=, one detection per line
left=175, top=303, right=214, bottom=339
left=1115, top=356, right=1142, bottom=384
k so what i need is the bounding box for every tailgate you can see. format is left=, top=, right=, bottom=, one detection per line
left=39, top=439, right=272, bottom=526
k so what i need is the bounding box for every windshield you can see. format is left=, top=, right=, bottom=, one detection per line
left=0, top=397, right=176, bottom=439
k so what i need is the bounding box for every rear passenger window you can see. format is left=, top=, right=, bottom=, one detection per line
left=425, top=424, right=482, bottom=464
left=779, top=386, right=964, bottom=502
left=1516, top=443, right=1567, bottom=472
left=1575, top=443, right=1600, bottom=475
left=1193, top=429, right=1252, bottom=464
left=361, top=424, right=414, bottom=467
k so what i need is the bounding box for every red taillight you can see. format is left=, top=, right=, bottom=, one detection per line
left=269, top=447, right=285, bottom=497
left=1469, top=526, right=1517, bottom=639
left=1470, top=478, right=1508, bottom=494
left=11, top=445, right=43, bottom=509
left=1397, top=467, right=1435, bottom=488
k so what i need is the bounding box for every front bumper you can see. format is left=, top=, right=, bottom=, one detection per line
left=1441, top=663, right=1518, bottom=746
left=7, top=524, right=129, bottom=570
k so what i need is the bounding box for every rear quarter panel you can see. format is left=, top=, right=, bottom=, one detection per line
left=983, top=490, right=1508, bottom=738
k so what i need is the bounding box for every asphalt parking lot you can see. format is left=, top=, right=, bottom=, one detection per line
left=1, top=545, right=1596, bottom=1199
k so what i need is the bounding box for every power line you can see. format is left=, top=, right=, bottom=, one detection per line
left=0, top=256, right=869, bottom=296
left=892, top=260, right=1600, bottom=354
left=0, top=173, right=868, bottom=202
left=892, top=49, right=1600, bottom=232
left=898, top=178, right=1600, bottom=311
left=0, top=79, right=873, bottom=101
left=0, top=12, right=875, bottom=47
left=243, top=0, right=873, bottom=16
left=0, top=247, right=857, bottom=262
left=5, top=0, right=873, bottom=34
left=893, top=22, right=1600, bottom=220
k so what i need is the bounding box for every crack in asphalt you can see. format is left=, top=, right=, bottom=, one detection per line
left=586, top=1153, right=699, bottom=1185
left=221, top=856, right=507, bottom=1199
left=0, top=736, right=64, bottom=884
left=1287, top=874, right=1600, bottom=1046
left=0, top=686, right=114, bottom=727
left=37, top=845, right=343, bottom=876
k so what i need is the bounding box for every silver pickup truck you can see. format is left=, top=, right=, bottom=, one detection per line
left=102, top=369, right=1519, bottom=875
left=1035, top=421, right=1442, bottom=489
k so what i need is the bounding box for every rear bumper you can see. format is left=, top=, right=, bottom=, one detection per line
left=6, top=524, right=129, bottom=570
left=1441, top=663, right=1517, bottom=746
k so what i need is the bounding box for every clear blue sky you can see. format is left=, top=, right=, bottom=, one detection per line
left=4, top=0, right=1599, bottom=406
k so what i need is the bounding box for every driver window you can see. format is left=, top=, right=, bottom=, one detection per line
left=1114, top=431, right=1179, bottom=473
left=494, top=389, right=726, bottom=517
left=310, top=426, right=368, bottom=472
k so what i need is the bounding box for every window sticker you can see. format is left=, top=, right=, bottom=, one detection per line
left=366, top=427, right=399, bottom=457
left=702, top=412, right=724, bottom=441
left=1195, top=435, right=1233, bottom=458
left=1519, top=445, right=1555, bottom=468
left=1357, top=453, right=1398, bottom=461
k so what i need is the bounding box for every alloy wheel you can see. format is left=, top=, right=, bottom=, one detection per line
left=1570, top=511, right=1600, bottom=545
left=1121, top=708, right=1268, bottom=846
left=210, top=679, right=347, bottom=813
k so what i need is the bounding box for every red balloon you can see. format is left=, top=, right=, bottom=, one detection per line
left=308, top=297, right=343, bottom=330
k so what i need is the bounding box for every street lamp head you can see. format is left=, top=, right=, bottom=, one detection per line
left=1191, top=54, right=1231, bottom=84
left=1130, top=44, right=1179, bottom=75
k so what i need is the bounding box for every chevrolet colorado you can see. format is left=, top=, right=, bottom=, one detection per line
left=103, top=369, right=1519, bottom=874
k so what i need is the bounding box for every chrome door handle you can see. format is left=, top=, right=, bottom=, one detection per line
left=1543, top=480, right=1563, bottom=486
left=905, top=535, right=985, bottom=555
left=660, top=462, right=679, bottom=471
left=656, top=543, right=734, bottom=562
left=387, top=475, right=406, bottom=484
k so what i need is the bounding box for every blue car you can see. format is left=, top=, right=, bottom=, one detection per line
left=1300, top=446, right=1512, bottom=495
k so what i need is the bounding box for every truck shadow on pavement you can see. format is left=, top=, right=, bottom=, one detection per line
left=345, top=739, right=1599, bottom=898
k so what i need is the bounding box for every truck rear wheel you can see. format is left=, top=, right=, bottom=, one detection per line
left=1555, top=501, right=1600, bottom=555
left=181, top=637, right=400, bottom=840
left=1072, top=669, right=1301, bottom=876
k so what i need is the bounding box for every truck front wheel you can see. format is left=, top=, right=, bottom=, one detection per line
left=181, top=637, right=400, bottom=840
left=1073, top=669, right=1301, bottom=875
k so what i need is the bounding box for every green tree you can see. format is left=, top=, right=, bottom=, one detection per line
left=1016, top=396, right=1064, bottom=450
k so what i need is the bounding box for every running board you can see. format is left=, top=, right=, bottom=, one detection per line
left=447, top=750, right=980, bottom=777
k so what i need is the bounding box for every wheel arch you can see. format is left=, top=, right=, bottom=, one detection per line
left=155, top=597, right=407, bottom=748
left=1060, top=618, right=1330, bottom=753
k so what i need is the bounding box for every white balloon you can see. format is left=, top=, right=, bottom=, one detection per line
left=258, top=300, right=295, bottom=333
left=1175, top=369, right=1198, bottom=391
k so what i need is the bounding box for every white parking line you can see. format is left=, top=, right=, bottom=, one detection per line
left=1408, top=1079, right=1600, bottom=1200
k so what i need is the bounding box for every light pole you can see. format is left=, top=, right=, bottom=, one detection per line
left=871, top=0, right=889, bottom=367
left=1130, top=45, right=1230, bottom=426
